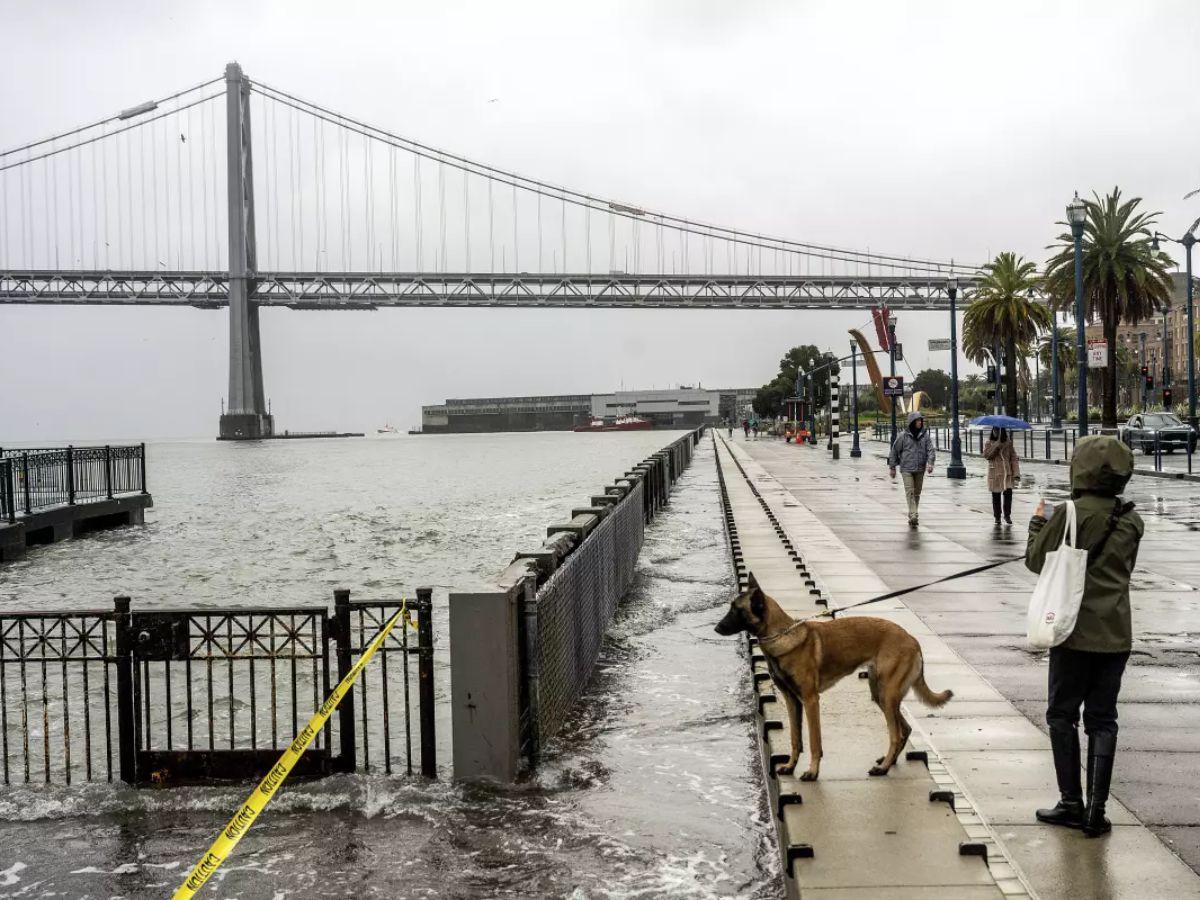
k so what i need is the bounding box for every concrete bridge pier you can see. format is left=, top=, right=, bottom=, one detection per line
left=218, top=61, right=274, bottom=441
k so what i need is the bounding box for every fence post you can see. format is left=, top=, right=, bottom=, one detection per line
left=450, top=585, right=522, bottom=781
left=3, top=459, right=13, bottom=524
left=1045, top=430, right=1051, bottom=460
left=113, top=596, right=137, bottom=784
left=139, top=443, right=148, bottom=494
left=416, top=586, right=437, bottom=778
left=333, top=589, right=357, bottom=773
left=66, top=446, right=75, bottom=505
left=104, top=446, right=114, bottom=500
left=21, top=453, right=31, bottom=515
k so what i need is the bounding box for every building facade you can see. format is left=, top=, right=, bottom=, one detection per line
left=421, top=387, right=754, bottom=433
left=1084, top=272, right=1195, bottom=393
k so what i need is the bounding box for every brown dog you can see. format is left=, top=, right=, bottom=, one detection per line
left=715, top=573, right=952, bottom=781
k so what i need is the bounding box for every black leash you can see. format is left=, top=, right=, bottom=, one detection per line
left=810, top=553, right=1027, bottom=621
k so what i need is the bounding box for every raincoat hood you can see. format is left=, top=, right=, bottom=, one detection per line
left=1070, top=435, right=1134, bottom=497
left=906, top=412, right=924, bottom=428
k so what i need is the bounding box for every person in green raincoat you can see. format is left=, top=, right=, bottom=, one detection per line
left=1025, top=435, right=1143, bottom=837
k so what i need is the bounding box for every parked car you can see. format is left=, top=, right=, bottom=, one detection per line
left=1118, top=412, right=1197, bottom=454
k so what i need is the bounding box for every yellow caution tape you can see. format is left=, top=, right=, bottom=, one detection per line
left=173, top=602, right=415, bottom=899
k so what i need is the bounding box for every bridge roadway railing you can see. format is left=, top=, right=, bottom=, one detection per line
left=449, top=427, right=703, bottom=781
left=0, top=445, right=147, bottom=523
left=0, top=269, right=981, bottom=311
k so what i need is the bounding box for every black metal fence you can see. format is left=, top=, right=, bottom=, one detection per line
left=0, top=445, right=147, bottom=523
left=0, top=589, right=435, bottom=786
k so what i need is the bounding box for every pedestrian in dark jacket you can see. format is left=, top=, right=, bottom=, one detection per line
left=983, top=426, right=1021, bottom=525
left=1026, top=435, right=1143, bottom=837
left=888, top=411, right=935, bottom=528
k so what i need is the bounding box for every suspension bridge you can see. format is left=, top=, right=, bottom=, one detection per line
left=0, top=63, right=982, bottom=438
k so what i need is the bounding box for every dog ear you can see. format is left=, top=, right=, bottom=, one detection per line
left=746, top=572, right=759, bottom=591
left=749, top=581, right=765, bottom=618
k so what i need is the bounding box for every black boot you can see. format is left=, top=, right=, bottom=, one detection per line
left=1083, top=732, right=1117, bottom=837
left=1036, top=724, right=1084, bottom=828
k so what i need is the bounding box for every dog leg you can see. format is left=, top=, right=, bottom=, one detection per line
left=870, top=694, right=903, bottom=776
left=776, top=690, right=804, bottom=775
left=799, top=693, right=822, bottom=782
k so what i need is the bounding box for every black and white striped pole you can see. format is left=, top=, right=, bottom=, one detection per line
left=829, top=353, right=841, bottom=460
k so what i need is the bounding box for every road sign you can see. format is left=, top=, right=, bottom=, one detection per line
left=893, top=343, right=904, bottom=361
left=882, top=376, right=905, bottom=398
left=1088, top=340, right=1108, bottom=367
left=928, top=338, right=952, bottom=351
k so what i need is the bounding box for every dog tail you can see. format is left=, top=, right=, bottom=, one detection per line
left=912, top=659, right=953, bottom=708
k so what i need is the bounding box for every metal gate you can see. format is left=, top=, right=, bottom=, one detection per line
left=0, top=589, right=435, bottom=786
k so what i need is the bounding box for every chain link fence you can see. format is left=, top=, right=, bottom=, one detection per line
left=524, top=479, right=645, bottom=751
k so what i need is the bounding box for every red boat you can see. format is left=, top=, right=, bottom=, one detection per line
left=573, top=415, right=653, bottom=432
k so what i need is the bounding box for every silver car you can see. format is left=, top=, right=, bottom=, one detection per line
left=1120, top=412, right=1197, bottom=454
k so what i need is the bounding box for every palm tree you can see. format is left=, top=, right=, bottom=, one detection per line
left=963, top=252, right=1050, bottom=415
left=1044, top=187, right=1176, bottom=428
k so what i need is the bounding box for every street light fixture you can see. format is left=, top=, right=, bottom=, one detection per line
left=1067, top=193, right=1089, bottom=435
left=946, top=277, right=966, bottom=479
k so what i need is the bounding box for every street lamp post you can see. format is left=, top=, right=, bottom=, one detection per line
left=888, top=315, right=898, bottom=445
left=1051, top=313, right=1062, bottom=430
left=1152, top=224, right=1199, bottom=428
left=946, top=278, right=966, bottom=479
left=1067, top=193, right=1089, bottom=435
left=850, top=340, right=862, bottom=458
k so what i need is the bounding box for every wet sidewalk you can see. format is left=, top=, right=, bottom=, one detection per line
left=723, top=435, right=1200, bottom=899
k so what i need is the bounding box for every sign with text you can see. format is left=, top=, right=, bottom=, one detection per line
left=1087, top=340, right=1108, bottom=367
left=882, top=376, right=905, bottom=397
left=927, top=338, right=952, bottom=351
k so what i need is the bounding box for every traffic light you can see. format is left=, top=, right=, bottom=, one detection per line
left=1141, top=364, right=1149, bottom=378
left=1163, top=387, right=1173, bottom=408
left=1146, top=375, right=1154, bottom=390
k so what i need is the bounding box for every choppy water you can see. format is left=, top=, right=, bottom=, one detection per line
left=0, top=434, right=778, bottom=898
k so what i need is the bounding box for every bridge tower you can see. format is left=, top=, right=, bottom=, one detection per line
left=218, top=62, right=274, bottom=440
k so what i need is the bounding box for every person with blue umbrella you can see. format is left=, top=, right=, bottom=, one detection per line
left=971, top=415, right=1031, bottom=527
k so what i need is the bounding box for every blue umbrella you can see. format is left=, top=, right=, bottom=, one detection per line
left=969, top=414, right=1032, bottom=430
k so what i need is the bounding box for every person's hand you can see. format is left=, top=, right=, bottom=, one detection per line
left=926, top=465, right=934, bottom=474
left=889, top=467, right=896, bottom=479
left=1035, top=498, right=1046, bottom=518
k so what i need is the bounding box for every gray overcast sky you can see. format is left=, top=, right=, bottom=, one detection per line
left=3, top=0, right=1199, bottom=441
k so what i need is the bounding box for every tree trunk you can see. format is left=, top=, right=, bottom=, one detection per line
left=1103, top=314, right=1119, bottom=428
left=1005, top=336, right=1019, bottom=416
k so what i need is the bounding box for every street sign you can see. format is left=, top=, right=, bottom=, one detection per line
left=928, top=338, right=952, bottom=351
left=882, top=376, right=905, bottom=397
left=1087, top=339, right=1108, bottom=367
left=893, top=343, right=904, bottom=361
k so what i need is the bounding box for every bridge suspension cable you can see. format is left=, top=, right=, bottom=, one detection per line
left=0, top=67, right=983, bottom=288
left=246, top=79, right=980, bottom=278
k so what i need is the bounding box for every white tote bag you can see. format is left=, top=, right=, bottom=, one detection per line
left=1026, top=501, right=1087, bottom=650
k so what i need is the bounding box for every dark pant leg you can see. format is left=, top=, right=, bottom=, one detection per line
left=1047, top=646, right=1088, bottom=732
left=1082, top=651, right=1130, bottom=738
left=992, top=492, right=1002, bottom=518
left=1003, top=489, right=1013, bottom=517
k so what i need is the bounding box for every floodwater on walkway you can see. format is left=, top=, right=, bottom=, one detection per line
left=0, top=434, right=778, bottom=898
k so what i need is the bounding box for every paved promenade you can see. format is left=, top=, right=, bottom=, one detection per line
left=720, top=434, right=1200, bottom=899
